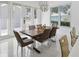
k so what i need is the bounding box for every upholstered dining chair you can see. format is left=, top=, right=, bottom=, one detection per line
left=49, top=27, right=58, bottom=42
left=29, top=25, right=35, bottom=30
left=13, top=31, right=34, bottom=57
left=32, top=29, right=51, bottom=49
left=33, top=29, right=51, bottom=43
left=37, top=24, right=42, bottom=29
left=42, top=24, right=46, bottom=29
left=70, top=27, right=78, bottom=47
left=59, top=35, right=70, bottom=57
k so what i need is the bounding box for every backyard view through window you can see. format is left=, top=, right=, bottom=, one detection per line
left=50, top=4, right=71, bottom=27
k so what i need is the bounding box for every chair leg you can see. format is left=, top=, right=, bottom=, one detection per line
left=17, top=43, right=19, bottom=57
left=32, top=42, right=41, bottom=53
left=21, top=47, right=24, bottom=57
left=17, top=44, right=18, bottom=57
left=47, top=40, right=51, bottom=48
left=23, top=47, right=26, bottom=57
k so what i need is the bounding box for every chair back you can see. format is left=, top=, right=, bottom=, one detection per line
left=71, top=27, right=76, bottom=38
left=29, top=25, right=35, bottom=30
left=33, top=29, right=51, bottom=43
left=49, top=27, right=57, bottom=38
left=37, top=24, right=42, bottom=29
left=13, top=31, right=23, bottom=46
left=70, top=32, right=74, bottom=47
left=59, top=35, right=70, bottom=57
left=70, top=27, right=77, bottom=47
left=43, top=29, right=51, bottom=39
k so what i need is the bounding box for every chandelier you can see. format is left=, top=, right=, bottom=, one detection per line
left=39, top=1, right=48, bottom=12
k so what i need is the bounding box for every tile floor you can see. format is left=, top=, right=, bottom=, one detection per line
left=0, top=37, right=59, bottom=57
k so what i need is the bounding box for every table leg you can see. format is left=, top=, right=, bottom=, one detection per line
left=32, top=41, right=40, bottom=53
left=33, top=47, right=40, bottom=53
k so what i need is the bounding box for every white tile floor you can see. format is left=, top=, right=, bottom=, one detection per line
left=0, top=38, right=59, bottom=57
left=0, top=26, right=71, bottom=57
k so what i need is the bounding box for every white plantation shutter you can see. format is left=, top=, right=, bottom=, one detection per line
left=12, top=5, right=22, bottom=29
left=0, top=3, right=9, bottom=36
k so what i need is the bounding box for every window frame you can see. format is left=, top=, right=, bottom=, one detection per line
left=50, top=3, right=71, bottom=27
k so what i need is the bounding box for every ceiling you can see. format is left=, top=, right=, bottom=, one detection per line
left=12, top=1, right=71, bottom=8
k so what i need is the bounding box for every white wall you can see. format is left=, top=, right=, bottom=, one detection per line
left=71, top=2, right=79, bottom=33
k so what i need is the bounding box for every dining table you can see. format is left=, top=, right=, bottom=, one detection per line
left=21, top=26, right=51, bottom=40
left=20, top=26, right=51, bottom=53
left=20, top=29, right=43, bottom=53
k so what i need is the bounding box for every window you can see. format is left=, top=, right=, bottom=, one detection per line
left=0, top=3, right=9, bottom=36
left=22, top=7, right=33, bottom=30
left=12, top=5, right=22, bottom=31
left=50, top=7, right=59, bottom=26
left=50, top=4, right=71, bottom=27
left=60, top=5, right=71, bottom=26
left=23, top=7, right=32, bottom=20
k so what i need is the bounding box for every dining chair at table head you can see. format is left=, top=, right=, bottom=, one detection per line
left=43, top=29, right=51, bottom=39
left=32, top=29, right=51, bottom=50
left=13, top=31, right=34, bottom=57
left=59, top=35, right=70, bottom=57
left=49, top=27, right=57, bottom=38
left=48, top=27, right=58, bottom=42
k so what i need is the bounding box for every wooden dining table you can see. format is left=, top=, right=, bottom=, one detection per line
left=21, top=26, right=51, bottom=38
left=20, top=29, right=45, bottom=53
left=20, top=26, right=51, bottom=53
left=21, top=29, right=44, bottom=38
